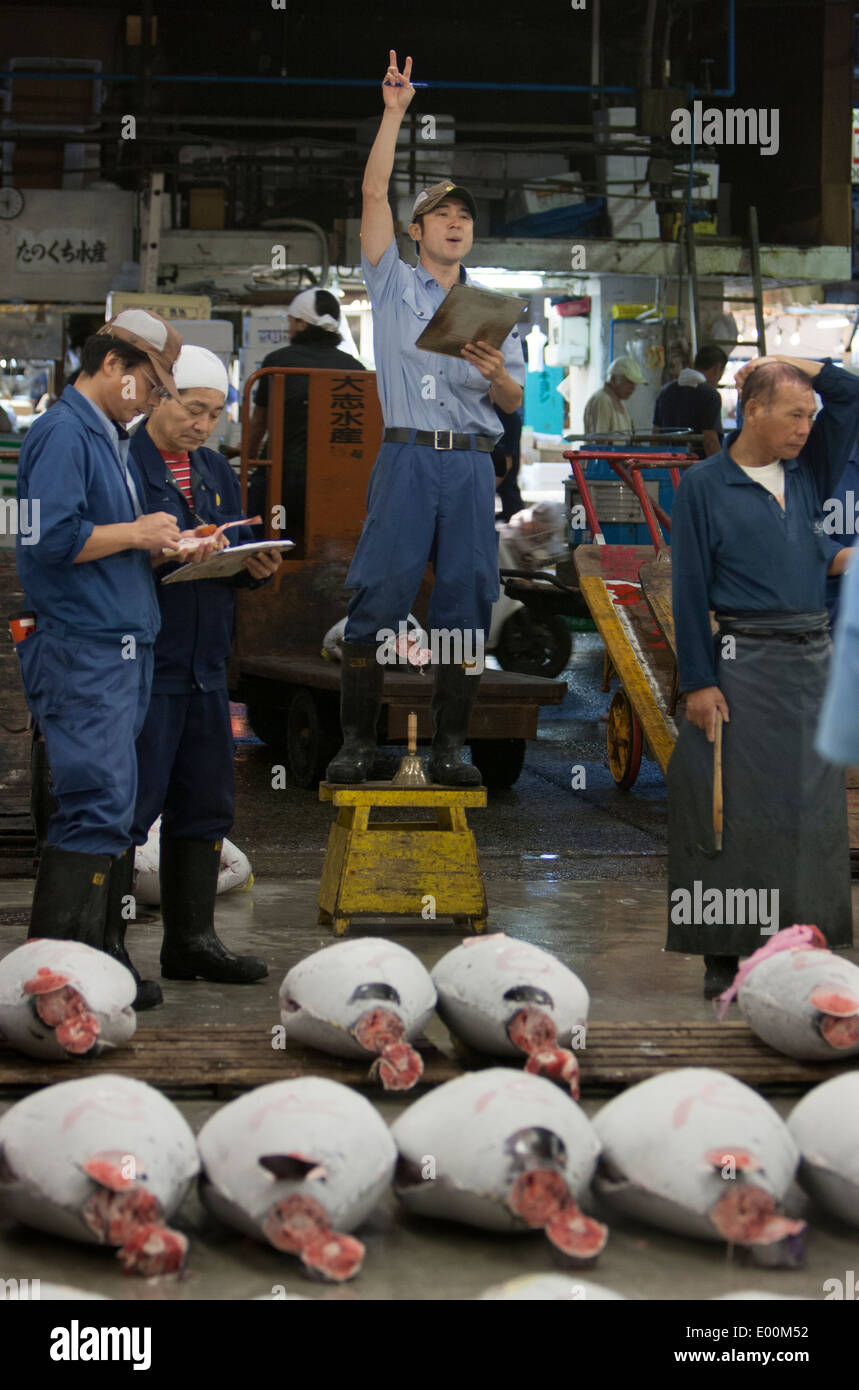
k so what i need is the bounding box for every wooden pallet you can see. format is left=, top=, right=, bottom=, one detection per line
left=0, top=1021, right=855, bottom=1096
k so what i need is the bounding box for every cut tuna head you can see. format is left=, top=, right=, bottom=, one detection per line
left=278, top=939, right=436, bottom=1090
left=196, top=1078, right=397, bottom=1281
left=480, top=1274, right=626, bottom=1301
left=0, top=940, right=136, bottom=1061
left=0, top=1076, right=198, bottom=1275
left=735, top=949, right=859, bottom=1061
left=432, top=937, right=589, bottom=1097
left=391, top=1068, right=606, bottom=1262
left=593, top=1068, right=803, bottom=1252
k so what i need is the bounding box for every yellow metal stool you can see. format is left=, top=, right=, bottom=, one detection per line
left=318, top=782, right=488, bottom=935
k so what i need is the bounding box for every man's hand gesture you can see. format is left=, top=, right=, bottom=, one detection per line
left=382, top=51, right=414, bottom=111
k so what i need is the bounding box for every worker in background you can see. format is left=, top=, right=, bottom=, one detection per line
left=583, top=356, right=645, bottom=435
left=246, top=290, right=364, bottom=545
left=120, top=346, right=283, bottom=1005
left=667, top=354, right=859, bottom=999
left=15, top=311, right=184, bottom=955
left=653, top=344, right=728, bottom=459
left=327, top=51, right=525, bottom=786
left=493, top=401, right=525, bottom=521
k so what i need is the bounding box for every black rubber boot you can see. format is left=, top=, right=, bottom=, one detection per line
left=27, top=844, right=112, bottom=948
left=159, top=835, right=268, bottom=984
left=427, top=662, right=482, bottom=786
left=326, top=640, right=384, bottom=784
left=703, top=954, right=739, bottom=1000
left=102, top=848, right=163, bottom=1011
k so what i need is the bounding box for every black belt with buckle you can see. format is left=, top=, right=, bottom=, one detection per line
left=383, top=428, right=495, bottom=452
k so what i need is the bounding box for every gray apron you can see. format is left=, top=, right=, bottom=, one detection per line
left=666, top=612, right=853, bottom=955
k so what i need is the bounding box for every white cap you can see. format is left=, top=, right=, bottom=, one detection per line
left=172, top=345, right=229, bottom=397
left=608, top=355, right=646, bottom=385
left=288, top=289, right=340, bottom=333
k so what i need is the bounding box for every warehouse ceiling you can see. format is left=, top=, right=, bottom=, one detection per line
left=0, top=0, right=852, bottom=243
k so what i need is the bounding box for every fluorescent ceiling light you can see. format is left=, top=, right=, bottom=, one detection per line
left=815, top=317, right=850, bottom=330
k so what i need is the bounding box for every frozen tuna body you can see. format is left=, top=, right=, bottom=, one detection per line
left=134, top=817, right=252, bottom=904
left=788, top=1074, right=859, bottom=1228
left=197, top=1078, right=397, bottom=1281
left=431, top=935, right=589, bottom=1096
left=0, top=939, right=136, bottom=1060
left=391, top=1068, right=606, bottom=1261
left=480, top=1275, right=625, bottom=1300
left=735, top=947, right=859, bottom=1060
left=0, top=1283, right=108, bottom=1300
left=0, top=1076, right=198, bottom=1275
left=712, top=1291, right=807, bottom=1300
left=279, top=938, right=436, bottom=1091
left=592, top=1068, right=804, bottom=1252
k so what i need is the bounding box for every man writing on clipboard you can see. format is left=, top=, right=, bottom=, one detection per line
left=327, top=50, right=526, bottom=785
left=116, top=346, right=282, bottom=1005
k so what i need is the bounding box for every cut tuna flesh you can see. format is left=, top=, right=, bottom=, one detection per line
left=165, top=517, right=262, bottom=555
left=480, top=1274, right=626, bottom=1300
left=731, top=945, right=859, bottom=1061
left=196, top=1078, right=397, bottom=1281
left=788, top=1074, right=859, bottom=1228
left=0, top=940, right=136, bottom=1061
left=431, top=936, right=589, bottom=1097
left=0, top=1076, right=198, bottom=1275
left=391, top=1068, right=606, bottom=1262
left=592, top=1068, right=803, bottom=1250
left=278, top=939, right=436, bottom=1091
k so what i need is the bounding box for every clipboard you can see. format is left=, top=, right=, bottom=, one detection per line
left=415, top=282, right=527, bottom=358
left=161, top=539, right=294, bottom=584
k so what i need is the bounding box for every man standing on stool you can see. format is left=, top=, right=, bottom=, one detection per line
left=327, top=50, right=525, bottom=786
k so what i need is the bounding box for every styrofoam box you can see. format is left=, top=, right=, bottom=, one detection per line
left=673, top=162, right=720, bottom=202
left=242, top=312, right=289, bottom=351
left=521, top=174, right=587, bottom=216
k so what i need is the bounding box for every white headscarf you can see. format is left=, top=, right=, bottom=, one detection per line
left=172, top=345, right=229, bottom=396
left=288, top=288, right=340, bottom=333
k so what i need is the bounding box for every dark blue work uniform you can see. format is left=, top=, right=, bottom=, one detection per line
left=16, top=386, right=159, bottom=855
left=129, top=429, right=264, bottom=843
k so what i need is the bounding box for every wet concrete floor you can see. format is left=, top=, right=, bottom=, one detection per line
left=1, top=877, right=857, bottom=1303
left=1, top=631, right=857, bottom=1301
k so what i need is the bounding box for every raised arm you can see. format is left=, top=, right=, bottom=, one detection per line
left=736, top=354, right=859, bottom=499
left=361, top=51, right=415, bottom=267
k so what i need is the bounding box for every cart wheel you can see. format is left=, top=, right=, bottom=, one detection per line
left=246, top=701, right=288, bottom=749
left=286, top=688, right=340, bottom=789
left=496, top=608, right=572, bottom=678
left=468, top=738, right=527, bottom=790
left=606, top=689, right=643, bottom=789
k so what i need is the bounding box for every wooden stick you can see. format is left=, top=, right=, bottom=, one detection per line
left=713, top=709, right=723, bottom=853
left=407, top=711, right=417, bottom=755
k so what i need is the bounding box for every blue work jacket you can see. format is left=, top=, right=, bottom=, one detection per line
left=671, top=359, right=859, bottom=691
left=16, top=386, right=159, bottom=643
left=130, top=430, right=265, bottom=694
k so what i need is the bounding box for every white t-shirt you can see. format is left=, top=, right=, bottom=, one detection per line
left=736, top=460, right=785, bottom=508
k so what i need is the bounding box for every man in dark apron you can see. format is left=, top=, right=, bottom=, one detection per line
left=667, top=354, right=859, bottom=997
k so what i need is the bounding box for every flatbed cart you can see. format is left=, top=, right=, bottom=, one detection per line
left=566, top=449, right=697, bottom=789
